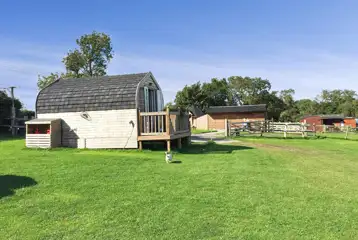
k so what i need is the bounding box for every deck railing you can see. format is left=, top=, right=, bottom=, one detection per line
left=139, top=109, right=190, bottom=136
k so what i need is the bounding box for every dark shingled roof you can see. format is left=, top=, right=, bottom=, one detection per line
left=206, top=104, right=267, bottom=114
left=188, top=106, right=205, bottom=117
left=36, top=73, right=148, bottom=114
left=302, top=114, right=345, bottom=120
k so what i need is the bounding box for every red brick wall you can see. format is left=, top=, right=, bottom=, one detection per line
left=344, top=118, right=357, bottom=128
left=300, top=116, right=322, bottom=131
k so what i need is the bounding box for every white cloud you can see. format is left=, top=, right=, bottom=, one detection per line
left=1, top=38, right=358, bottom=110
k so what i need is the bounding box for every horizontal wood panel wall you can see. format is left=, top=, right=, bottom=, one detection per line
left=208, top=112, right=266, bottom=130
left=26, top=134, right=51, bottom=148
left=38, top=109, right=138, bottom=149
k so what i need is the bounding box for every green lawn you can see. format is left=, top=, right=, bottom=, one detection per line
left=2, top=137, right=358, bottom=239
left=191, top=129, right=217, bottom=134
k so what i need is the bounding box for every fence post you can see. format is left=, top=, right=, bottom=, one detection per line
left=303, top=120, right=308, bottom=137
left=137, top=109, right=142, bottom=136
left=284, top=124, right=287, bottom=138
left=313, top=123, right=316, bottom=136
left=225, top=118, right=228, bottom=137
left=301, top=123, right=305, bottom=138
left=228, top=120, right=231, bottom=137
left=166, top=107, right=170, bottom=135
left=345, top=126, right=350, bottom=140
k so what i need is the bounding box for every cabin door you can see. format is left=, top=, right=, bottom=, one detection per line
left=144, top=87, right=158, bottom=112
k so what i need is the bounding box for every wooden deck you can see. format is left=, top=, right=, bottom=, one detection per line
left=138, top=109, right=191, bottom=151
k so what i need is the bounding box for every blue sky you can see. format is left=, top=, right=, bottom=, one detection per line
left=0, top=0, right=357, bottom=110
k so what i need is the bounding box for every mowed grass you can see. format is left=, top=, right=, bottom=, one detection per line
left=1, top=138, right=358, bottom=239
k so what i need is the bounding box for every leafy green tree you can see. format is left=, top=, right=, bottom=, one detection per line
left=315, top=89, right=357, bottom=115
left=278, top=89, right=299, bottom=122
left=163, top=102, right=177, bottom=111
left=228, top=76, right=271, bottom=105
left=202, top=78, right=237, bottom=107
left=64, top=31, right=113, bottom=77
left=174, top=78, right=237, bottom=112
left=295, top=99, right=317, bottom=117
left=37, top=72, right=68, bottom=90
left=38, top=31, right=114, bottom=90
left=0, top=90, right=22, bottom=124
left=62, top=49, right=85, bottom=78
left=174, top=82, right=206, bottom=111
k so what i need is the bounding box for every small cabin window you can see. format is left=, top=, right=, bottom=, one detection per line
left=27, top=124, right=51, bottom=134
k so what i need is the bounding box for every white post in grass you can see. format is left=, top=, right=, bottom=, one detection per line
left=345, top=126, right=350, bottom=140
left=284, top=124, right=287, bottom=138
left=225, top=118, right=228, bottom=137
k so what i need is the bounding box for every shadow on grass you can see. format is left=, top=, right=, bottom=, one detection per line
left=0, top=175, right=37, bottom=199
left=0, top=135, right=24, bottom=142
left=178, top=142, right=253, bottom=154
left=170, top=160, right=182, bottom=164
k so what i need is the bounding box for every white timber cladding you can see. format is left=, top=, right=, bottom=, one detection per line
left=37, top=109, right=138, bottom=149
left=194, top=114, right=209, bottom=130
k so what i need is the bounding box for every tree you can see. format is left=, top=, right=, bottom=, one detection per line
left=202, top=78, right=237, bottom=107
left=295, top=99, right=317, bottom=117
left=163, top=102, right=177, bottom=111
left=278, top=89, right=299, bottom=122
left=20, top=109, right=35, bottom=118
left=37, top=31, right=114, bottom=90
left=64, top=31, right=113, bottom=77
left=37, top=72, right=67, bottom=90
left=0, top=90, right=22, bottom=124
left=174, top=78, right=237, bottom=112
left=228, top=76, right=271, bottom=105
left=174, top=82, right=206, bottom=111
left=315, top=89, right=357, bottom=115
left=62, top=49, right=85, bottom=78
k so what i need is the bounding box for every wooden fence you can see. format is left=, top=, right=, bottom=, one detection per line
left=225, top=120, right=311, bottom=138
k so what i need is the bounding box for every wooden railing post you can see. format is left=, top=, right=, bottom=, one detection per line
left=138, top=109, right=142, bottom=136
left=166, top=107, right=170, bottom=135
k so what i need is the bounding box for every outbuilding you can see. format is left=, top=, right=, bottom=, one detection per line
left=300, top=114, right=357, bottom=131
left=192, top=104, right=267, bottom=130
left=28, top=72, right=191, bottom=150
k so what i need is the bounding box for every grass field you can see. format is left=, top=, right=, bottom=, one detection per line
left=2, top=137, right=358, bottom=239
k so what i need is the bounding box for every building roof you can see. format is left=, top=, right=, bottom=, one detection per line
left=36, top=73, right=150, bottom=114
left=25, top=118, right=60, bottom=124
left=205, top=104, right=267, bottom=114
left=302, top=114, right=345, bottom=120
left=188, top=106, right=205, bottom=117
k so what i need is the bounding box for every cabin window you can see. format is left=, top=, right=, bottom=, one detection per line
left=27, top=124, right=51, bottom=134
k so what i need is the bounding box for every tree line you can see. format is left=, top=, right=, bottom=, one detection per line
left=0, top=91, right=34, bottom=130
left=3, top=31, right=357, bottom=125
left=167, top=77, right=358, bottom=122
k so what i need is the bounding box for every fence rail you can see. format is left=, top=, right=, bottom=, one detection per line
left=139, top=110, right=190, bottom=137
left=226, top=120, right=311, bottom=138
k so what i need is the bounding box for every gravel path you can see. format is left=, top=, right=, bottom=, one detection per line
left=191, top=131, right=238, bottom=144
